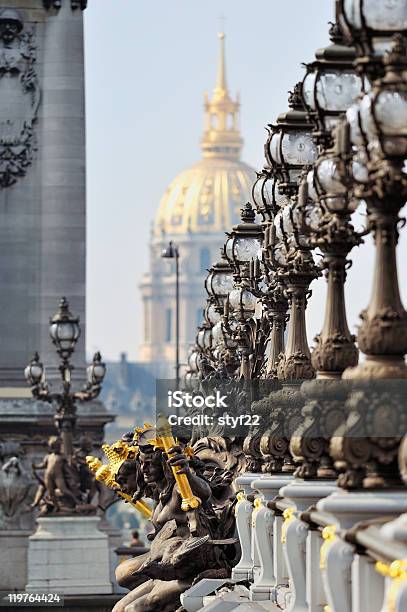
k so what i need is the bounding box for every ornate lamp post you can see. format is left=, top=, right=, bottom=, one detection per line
left=223, top=203, right=266, bottom=380
left=224, top=203, right=263, bottom=279
left=203, top=257, right=239, bottom=379
left=252, top=173, right=291, bottom=378
left=25, top=297, right=105, bottom=461
left=344, top=35, right=407, bottom=379
left=252, top=169, right=287, bottom=223
left=301, top=22, right=365, bottom=148
left=307, top=130, right=364, bottom=378
left=252, top=86, right=320, bottom=476
left=327, top=35, right=407, bottom=488
left=205, top=253, right=235, bottom=314
left=265, top=84, right=319, bottom=382
left=299, top=26, right=366, bottom=378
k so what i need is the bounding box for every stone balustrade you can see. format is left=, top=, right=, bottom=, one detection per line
left=183, top=461, right=407, bottom=612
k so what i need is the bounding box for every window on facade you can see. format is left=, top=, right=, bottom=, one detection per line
left=200, top=248, right=211, bottom=273
left=165, top=308, right=172, bottom=342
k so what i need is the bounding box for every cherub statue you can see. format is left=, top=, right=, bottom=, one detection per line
left=31, top=436, right=95, bottom=516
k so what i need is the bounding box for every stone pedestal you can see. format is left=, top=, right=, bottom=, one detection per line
left=0, top=529, right=32, bottom=590
left=26, top=516, right=112, bottom=595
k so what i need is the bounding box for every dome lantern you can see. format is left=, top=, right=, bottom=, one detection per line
left=201, top=32, right=243, bottom=161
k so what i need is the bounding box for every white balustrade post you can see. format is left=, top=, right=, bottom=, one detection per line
left=249, top=478, right=288, bottom=602
left=232, top=474, right=261, bottom=582
left=322, top=536, right=354, bottom=612
left=279, top=480, right=338, bottom=612
left=306, top=528, right=326, bottom=612
left=284, top=514, right=308, bottom=612
left=377, top=513, right=407, bottom=612
left=352, top=553, right=384, bottom=612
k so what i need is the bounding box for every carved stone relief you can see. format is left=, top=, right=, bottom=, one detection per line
left=0, top=441, right=36, bottom=529
left=0, top=9, right=40, bottom=188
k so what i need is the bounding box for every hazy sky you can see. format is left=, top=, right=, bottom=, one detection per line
left=84, top=1, right=407, bottom=362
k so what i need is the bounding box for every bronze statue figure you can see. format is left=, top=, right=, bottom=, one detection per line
left=87, top=420, right=239, bottom=612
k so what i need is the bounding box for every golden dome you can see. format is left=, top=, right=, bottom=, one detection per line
left=154, top=33, right=255, bottom=236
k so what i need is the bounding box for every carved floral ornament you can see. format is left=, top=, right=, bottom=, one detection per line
left=0, top=9, right=40, bottom=188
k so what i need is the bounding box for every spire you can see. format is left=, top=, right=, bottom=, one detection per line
left=215, top=32, right=228, bottom=98
left=201, top=32, right=243, bottom=160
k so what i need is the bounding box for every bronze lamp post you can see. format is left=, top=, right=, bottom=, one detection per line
left=25, top=297, right=105, bottom=463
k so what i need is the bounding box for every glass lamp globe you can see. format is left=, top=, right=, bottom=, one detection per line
left=272, top=211, right=289, bottom=266
left=289, top=201, right=310, bottom=246
left=338, top=0, right=407, bottom=62
left=346, top=103, right=366, bottom=147
left=211, top=321, right=224, bottom=347
left=358, top=36, right=407, bottom=158
left=205, top=253, right=234, bottom=310
left=315, top=157, right=347, bottom=210
left=224, top=319, right=238, bottom=349
left=266, top=83, right=318, bottom=193
left=360, top=90, right=407, bottom=157
left=87, top=352, right=106, bottom=385
left=224, top=203, right=263, bottom=272
left=341, top=0, right=407, bottom=32
left=24, top=353, right=44, bottom=385
left=229, top=287, right=257, bottom=320
left=212, top=347, right=221, bottom=362
left=188, top=351, right=200, bottom=373
left=196, top=328, right=206, bottom=350
left=303, top=70, right=362, bottom=114
left=226, top=236, right=262, bottom=263
left=49, top=297, right=81, bottom=359
left=352, top=151, right=370, bottom=184
left=301, top=23, right=364, bottom=142
left=252, top=169, right=276, bottom=221
left=205, top=301, right=221, bottom=325
left=274, top=209, right=285, bottom=242
left=306, top=170, right=318, bottom=203
left=283, top=204, right=296, bottom=235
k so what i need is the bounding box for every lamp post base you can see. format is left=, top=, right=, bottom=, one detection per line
left=26, top=516, right=112, bottom=595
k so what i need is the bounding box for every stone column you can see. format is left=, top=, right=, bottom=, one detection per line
left=39, top=0, right=86, bottom=377
left=0, top=1, right=113, bottom=592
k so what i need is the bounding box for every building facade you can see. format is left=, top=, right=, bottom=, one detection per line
left=139, top=33, right=255, bottom=377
